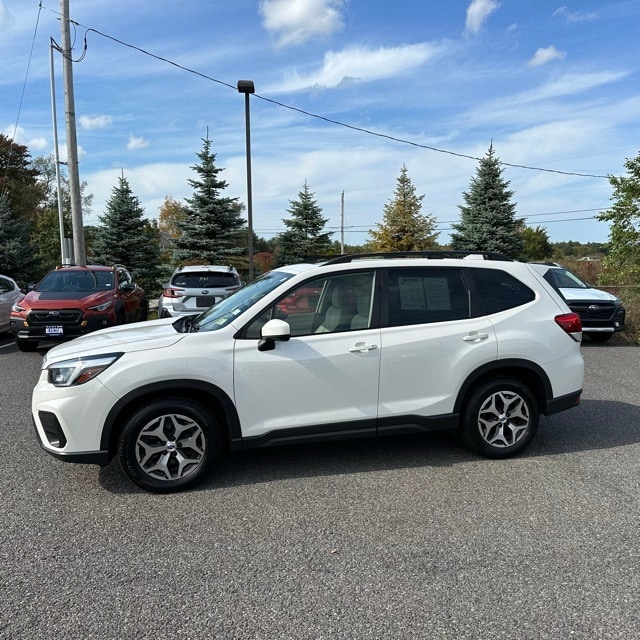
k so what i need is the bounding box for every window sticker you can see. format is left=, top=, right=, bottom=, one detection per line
left=398, top=277, right=426, bottom=310
left=425, top=278, right=451, bottom=311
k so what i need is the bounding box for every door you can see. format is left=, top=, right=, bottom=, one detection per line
left=378, top=267, right=498, bottom=423
left=233, top=271, right=381, bottom=440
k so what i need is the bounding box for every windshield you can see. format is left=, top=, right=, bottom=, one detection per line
left=187, top=270, right=296, bottom=332
left=548, top=268, right=589, bottom=290
left=37, top=269, right=114, bottom=292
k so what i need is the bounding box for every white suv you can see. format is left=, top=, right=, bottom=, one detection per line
left=157, top=265, right=241, bottom=318
left=32, top=252, right=584, bottom=493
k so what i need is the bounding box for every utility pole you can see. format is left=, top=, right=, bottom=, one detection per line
left=60, top=0, right=86, bottom=266
left=340, top=190, right=345, bottom=254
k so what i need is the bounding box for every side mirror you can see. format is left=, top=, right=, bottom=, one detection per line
left=258, top=319, right=291, bottom=352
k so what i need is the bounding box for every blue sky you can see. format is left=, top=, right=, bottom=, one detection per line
left=1, top=0, right=639, bottom=246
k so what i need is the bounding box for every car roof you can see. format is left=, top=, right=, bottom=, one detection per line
left=174, top=265, right=238, bottom=272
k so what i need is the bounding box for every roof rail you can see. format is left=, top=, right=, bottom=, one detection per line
left=322, top=251, right=513, bottom=265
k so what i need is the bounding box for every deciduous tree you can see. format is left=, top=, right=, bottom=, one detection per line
left=598, top=151, right=640, bottom=291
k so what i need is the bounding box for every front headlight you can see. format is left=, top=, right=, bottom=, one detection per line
left=11, top=303, right=25, bottom=313
left=88, top=300, right=113, bottom=312
left=46, top=353, right=123, bottom=387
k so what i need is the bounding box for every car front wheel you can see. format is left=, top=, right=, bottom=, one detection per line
left=118, top=398, right=222, bottom=492
left=461, top=379, right=538, bottom=458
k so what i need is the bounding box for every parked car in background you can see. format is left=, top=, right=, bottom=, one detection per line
left=32, top=251, right=584, bottom=493
left=10, top=264, right=146, bottom=351
left=158, top=265, right=242, bottom=318
left=529, top=262, right=625, bottom=342
left=0, top=275, right=22, bottom=334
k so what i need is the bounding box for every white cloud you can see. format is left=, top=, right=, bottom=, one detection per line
left=465, top=0, right=500, bottom=35
left=553, top=7, right=597, bottom=23
left=28, top=137, right=48, bottom=152
left=79, top=115, right=112, bottom=130
left=528, top=45, right=566, bottom=67
left=127, top=136, right=150, bottom=151
left=267, top=43, right=446, bottom=92
left=0, top=1, right=14, bottom=31
left=260, top=0, right=346, bottom=47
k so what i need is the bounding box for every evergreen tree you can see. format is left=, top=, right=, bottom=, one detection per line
left=91, top=176, right=162, bottom=295
left=451, top=145, right=523, bottom=259
left=275, top=182, right=333, bottom=265
left=173, top=137, right=246, bottom=264
left=0, top=193, right=42, bottom=286
left=367, top=165, right=439, bottom=252
left=597, top=151, right=640, bottom=292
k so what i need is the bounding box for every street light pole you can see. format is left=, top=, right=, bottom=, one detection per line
left=237, top=80, right=255, bottom=280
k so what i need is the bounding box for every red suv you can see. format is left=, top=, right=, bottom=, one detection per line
left=10, top=265, right=147, bottom=351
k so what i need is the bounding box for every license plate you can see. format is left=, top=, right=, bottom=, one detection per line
left=45, top=325, right=64, bottom=336
left=196, top=297, right=217, bottom=307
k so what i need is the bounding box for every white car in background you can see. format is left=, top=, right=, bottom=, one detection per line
left=529, top=262, right=625, bottom=343
left=0, top=275, right=22, bottom=334
left=157, top=265, right=242, bottom=318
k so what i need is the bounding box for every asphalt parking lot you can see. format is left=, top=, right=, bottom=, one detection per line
left=1, top=336, right=639, bottom=640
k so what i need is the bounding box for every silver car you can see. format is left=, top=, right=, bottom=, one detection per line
left=0, top=275, right=22, bottom=334
left=158, top=265, right=242, bottom=318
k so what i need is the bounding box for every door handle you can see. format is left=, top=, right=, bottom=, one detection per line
left=349, top=342, right=378, bottom=353
left=463, top=332, right=489, bottom=342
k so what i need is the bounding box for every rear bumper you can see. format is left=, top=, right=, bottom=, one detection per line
left=545, top=389, right=582, bottom=415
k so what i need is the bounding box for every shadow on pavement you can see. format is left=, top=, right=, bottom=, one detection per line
left=98, top=398, right=640, bottom=495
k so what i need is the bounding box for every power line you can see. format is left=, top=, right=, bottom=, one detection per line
left=39, top=6, right=612, bottom=181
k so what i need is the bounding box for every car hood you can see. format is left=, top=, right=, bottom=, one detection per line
left=559, top=287, right=618, bottom=303
left=43, top=318, right=184, bottom=362
left=24, top=290, right=111, bottom=307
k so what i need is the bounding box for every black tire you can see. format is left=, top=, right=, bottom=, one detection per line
left=16, top=339, right=38, bottom=352
left=460, top=378, right=538, bottom=458
left=587, top=332, right=613, bottom=343
left=118, top=398, right=222, bottom=493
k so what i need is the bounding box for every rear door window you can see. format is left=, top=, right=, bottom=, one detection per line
left=386, top=268, right=470, bottom=326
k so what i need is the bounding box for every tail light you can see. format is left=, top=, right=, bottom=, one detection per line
left=225, top=286, right=240, bottom=292
left=163, top=288, right=184, bottom=298
left=555, top=313, right=582, bottom=341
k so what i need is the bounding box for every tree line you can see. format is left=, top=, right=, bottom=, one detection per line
left=1, top=132, right=638, bottom=303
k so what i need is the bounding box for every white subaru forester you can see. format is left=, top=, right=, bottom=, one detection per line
left=32, top=252, right=584, bottom=493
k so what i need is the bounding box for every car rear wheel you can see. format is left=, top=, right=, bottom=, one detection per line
left=118, top=398, right=222, bottom=493
left=460, top=379, right=538, bottom=458
left=16, top=339, right=38, bottom=352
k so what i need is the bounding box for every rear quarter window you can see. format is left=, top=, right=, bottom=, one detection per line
left=471, top=268, right=535, bottom=315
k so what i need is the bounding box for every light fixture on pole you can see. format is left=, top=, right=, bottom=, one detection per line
left=237, top=79, right=255, bottom=280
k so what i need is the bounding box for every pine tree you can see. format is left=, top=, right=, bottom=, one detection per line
left=91, top=176, right=162, bottom=294
left=0, top=193, right=42, bottom=286
left=173, top=137, right=246, bottom=264
left=367, top=165, right=439, bottom=252
left=450, top=144, right=523, bottom=259
left=275, top=182, right=333, bottom=265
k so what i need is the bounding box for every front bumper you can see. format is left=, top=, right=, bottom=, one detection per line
left=11, top=314, right=114, bottom=342
left=32, top=373, right=117, bottom=466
